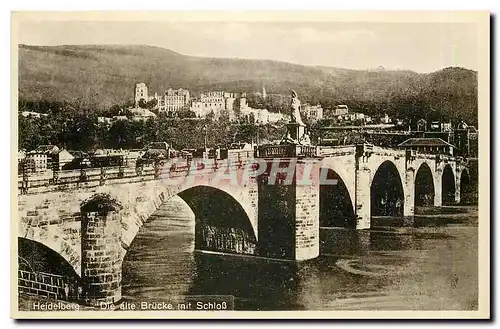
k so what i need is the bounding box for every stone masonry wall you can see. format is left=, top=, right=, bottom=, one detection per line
left=294, top=160, right=320, bottom=261
left=81, top=211, right=122, bottom=307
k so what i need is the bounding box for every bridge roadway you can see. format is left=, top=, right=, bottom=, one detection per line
left=16, top=144, right=474, bottom=306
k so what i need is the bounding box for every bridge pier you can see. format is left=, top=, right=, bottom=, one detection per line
left=354, top=144, right=373, bottom=230
left=257, top=152, right=321, bottom=261
left=81, top=196, right=122, bottom=307
left=433, top=170, right=443, bottom=207
left=404, top=168, right=415, bottom=217
left=455, top=173, right=462, bottom=204
left=354, top=166, right=371, bottom=230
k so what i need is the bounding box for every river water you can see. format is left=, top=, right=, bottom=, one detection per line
left=121, top=196, right=478, bottom=311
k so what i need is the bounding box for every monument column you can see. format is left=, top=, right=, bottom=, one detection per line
left=256, top=90, right=321, bottom=261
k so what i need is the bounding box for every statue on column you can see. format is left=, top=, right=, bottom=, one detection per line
left=280, top=90, right=311, bottom=145
left=290, top=90, right=305, bottom=126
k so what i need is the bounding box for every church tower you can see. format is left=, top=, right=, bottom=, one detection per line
left=262, top=85, right=267, bottom=100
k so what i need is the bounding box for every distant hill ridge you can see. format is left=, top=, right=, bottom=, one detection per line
left=18, top=44, right=478, bottom=124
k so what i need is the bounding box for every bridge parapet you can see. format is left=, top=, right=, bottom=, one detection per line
left=18, top=157, right=255, bottom=195
left=318, top=145, right=356, bottom=157
left=256, top=144, right=319, bottom=158
left=371, top=145, right=406, bottom=158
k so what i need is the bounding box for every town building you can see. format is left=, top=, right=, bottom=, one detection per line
left=301, top=104, right=323, bottom=123
left=334, top=105, right=349, bottom=116
left=347, top=112, right=365, bottom=122
left=380, top=113, right=392, bottom=124
left=455, top=121, right=479, bottom=157
left=398, top=138, right=455, bottom=156
left=18, top=150, right=26, bottom=163
left=419, top=119, right=455, bottom=144
left=22, top=144, right=63, bottom=173
left=29, top=145, right=76, bottom=170
left=55, top=149, right=75, bottom=170
left=268, top=111, right=288, bottom=123
left=135, top=83, right=192, bottom=116
left=112, top=115, right=129, bottom=122
left=429, top=120, right=451, bottom=131
left=34, top=145, right=60, bottom=170
left=417, top=118, right=428, bottom=131
left=324, top=104, right=349, bottom=119
left=24, top=152, right=48, bottom=173
left=154, top=88, right=190, bottom=114
left=191, top=91, right=239, bottom=120
left=21, top=111, right=49, bottom=119
left=129, top=108, right=157, bottom=122
left=240, top=107, right=268, bottom=124
left=98, top=117, right=113, bottom=125
left=441, top=122, right=453, bottom=132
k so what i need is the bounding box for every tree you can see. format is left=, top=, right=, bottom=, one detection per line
left=18, top=115, right=42, bottom=150
left=107, top=120, right=131, bottom=149
left=178, top=109, right=197, bottom=119
left=67, top=114, right=99, bottom=150
left=108, top=104, right=122, bottom=116
left=248, top=113, right=256, bottom=125
left=138, top=99, right=147, bottom=109
left=145, top=99, right=157, bottom=110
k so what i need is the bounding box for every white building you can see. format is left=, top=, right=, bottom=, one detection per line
left=240, top=108, right=269, bottom=124
left=268, top=111, right=287, bottom=123
left=135, top=83, right=191, bottom=115
left=240, top=107, right=287, bottom=124
left=57, top=149, right=75, bottom=170
left=324, top=104, right=349, bottom=119
left=154, top=88, right=190, bottom=114
left=301, top=104, right=323, bottom=123
left=18, top=150, right=26, bottom=163
left=98, top=117, right=113, bottom=125
left=21, top=111, right=49, bottom=119
left=348, top=112, right=365, bottom=121
left=129, top=107, right=157, bottom=122
left=135, top=82, right=149, bottom=106
left=25, top=151, right=48, bottom=173
left=380, top=113, right=392, bottom=124
left=191, top=91, right=239, bottom=120
left=112, top=115, right=129, bottom=121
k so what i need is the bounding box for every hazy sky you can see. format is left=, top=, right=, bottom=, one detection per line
left=18, top=21, right=478, bottom=73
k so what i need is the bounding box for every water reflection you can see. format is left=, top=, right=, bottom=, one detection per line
left=121, top=197, right=478, bottom=311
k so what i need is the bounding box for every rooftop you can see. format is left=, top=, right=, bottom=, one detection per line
left=32, top=145, right=60, bottom=154
left=398, top=138, right=455, bottom=148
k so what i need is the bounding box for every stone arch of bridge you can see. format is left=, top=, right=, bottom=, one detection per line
left=370, top=160, right=405, bottom=216
left=459, top=168, right=475, bottom=204
left=414, top=161, right=436, bottom=207
left=318, top=165, right=356, bottom=228
left=119, top=180, right=258, bottom=263
left=367, top=153, right=406, bottom=188
left=442, top=164, right=456, bottom=205
left=318, top=158, right=356, bottom=211
left=18, top=224, right=81, bottom=276
left=18, top=237, right=80, bottom=279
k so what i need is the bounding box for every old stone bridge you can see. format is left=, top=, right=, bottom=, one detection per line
left=17, top=144, right=475, bottom=306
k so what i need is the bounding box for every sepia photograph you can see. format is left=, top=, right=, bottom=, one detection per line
left=10, top=11, right=490, bottom=319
